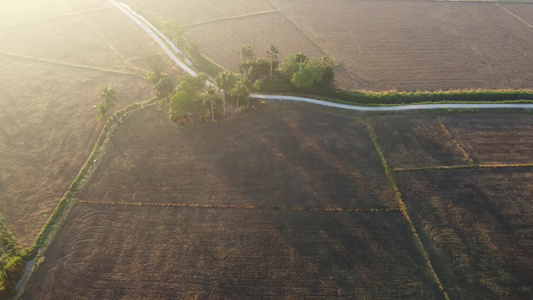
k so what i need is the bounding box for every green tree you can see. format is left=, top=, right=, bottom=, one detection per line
left=202, top=85, right=221, bottom=121
left=161, top=20, right=187, bottom=49
left=215, top=71, right=238, bottom=118
left=154, top=76, right=174, bottom=99
left=237, top=44, right=256, bottom=74
left=278, top=53, right=308, bottom=82
left=266, top=44, right=279, bottom=80
left=96, top=85, right=117, bottom=121
left=169, top=74, right=207, bottom=121
left=231, top=76, right=248, bottom=112
left=310, top=56, right=337, bottom=87
left=291, top=64, right=319, bottom=88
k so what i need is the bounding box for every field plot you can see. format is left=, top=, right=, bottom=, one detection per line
left=183, top=12, right=323, bottom=73
left=24, top=203, right=443, bottom=299
left=81, top=106, right=395, bottom=210
left=368, top=115, right=470, bottom=169
left=501, top=3, right=533, bottom=27
left=396, top=168, right=533, bottom=299
left=128, top=0, right=276, bottom=25
left=441, top=114, right=533, bottom=165
left=0, top=0, right=164, bottom=248
left=273, top=0, right=533, bottom=91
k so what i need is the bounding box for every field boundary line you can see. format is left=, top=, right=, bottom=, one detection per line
left=61, top=1, right=144, bottom=74
left=366, top=121, right=450, bottom=300
left=0, top=51, right=140, bottom=77
left=266, top=0, right=333, bottom=58
left=0, top=6, right=110, bottom=31
left=77, top=200, right=400, bottom=214
left=497, top=3, right=533, bottom=28
left=182, top=10, right=281, bottom=28
left=198, top=0, right=227, bottom=17
left=395, top=163, right=533, bottom=172
left=437, top=117, right=475, bottom=165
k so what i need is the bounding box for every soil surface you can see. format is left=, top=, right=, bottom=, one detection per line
left=0, top=0, right=175, bottom=248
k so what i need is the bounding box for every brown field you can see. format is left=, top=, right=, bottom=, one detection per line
left=138, top=0, right=533, bottom=91
left=396, top=168, right=533, bottom=299
left=81, top=106, right=395, bottom=210
left=23, top=203, right=442, bottom=299
left=183, top=12, right=323, bottom=73
left=24, top=106, right=447, bottom=298
left=0, top=0, right=172, bottom=248
left=368, top=115, right=471, bottom=169
left=502, top=3, right=533, bottom=26
left=441, top=114, right=533, bottom=165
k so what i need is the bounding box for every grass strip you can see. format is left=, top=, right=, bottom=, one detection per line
left=77, top=200, right=401, bottom=213
left=437, top=117, right=475, bottom=165
left=260, top=80, right=533, bottom=106
left=366, top=121, right=450, bottom=300
left=0, top=216, right=23, bottom=297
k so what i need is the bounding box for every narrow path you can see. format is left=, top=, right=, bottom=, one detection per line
left=182, top=10, right=281, bottom=28
left=109, top=0, right=533, bottom=112
left=0, top=51, right=139, bottom=76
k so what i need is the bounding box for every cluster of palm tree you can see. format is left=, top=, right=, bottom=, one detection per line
left=167, top=45, right=279, bottom=124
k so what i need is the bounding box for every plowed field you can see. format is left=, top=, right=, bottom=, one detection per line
left=24, top=203, right=442, bottom=299
left=0, top=0, right=171, bottom=248
left=81, top=106, right=395, bottom=210
left=441, top=114, right=533, bottom=165
left=136, top=0, right=533, bottom=91
left=368, top=115, right=471, bottom=169
left=396, top=168, right=533, bottom=299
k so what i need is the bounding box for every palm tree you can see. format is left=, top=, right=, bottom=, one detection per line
left=215, top=71, right=237, bottom=118
left=231, top=77, right=248, bottom=113
left=266, top=44, right=279, bottom=80
left=237, top=44, right=255, bottom=74
left=203, top=85, right=220, bottom=121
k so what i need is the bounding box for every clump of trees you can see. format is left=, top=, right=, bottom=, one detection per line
left=278, top=53, right=337, bottom=88
left=95, top=85, right=118, bottom=121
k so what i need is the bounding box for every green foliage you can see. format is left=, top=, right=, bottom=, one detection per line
left=194, top=54, right=224, bottom=78
left=291, top=64, right=319, bottom=88
left=169, top=74, right=208, bottom=121
left=0, top=216, right=22, bottom=293
left=260, top=79, right=533, bottom=105
left=279, top=53, right=336, bottom=88
left=154, top=76, right=174, bottom=99
left=249, top=58, right=271, bottom=82
left=95, top=85, right=118, bottom=121
left=310, top=56, right=337, bottom=87
left=161, top=20, right=187, bottom=49
left=266, top=44, right=279, bottom=80
left=279, top=53, right=308, bottom=82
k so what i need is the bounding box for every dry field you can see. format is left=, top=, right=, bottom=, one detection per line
left=138, top=0, right=533, bottom=91
left=441, top=114, right=533, bottom=165
left=22, top=105, right=533, bottom=298
left=0, top=0, right=172, bottom=248
left=368, top=115, right=471, bottom=169
left=396, top=168, right=533, bottom=299
left=24, top=106, right=448, bottom=298
left=24, top=203, right=442, bottom=299
left=81, top=106, right=395, bottom=210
